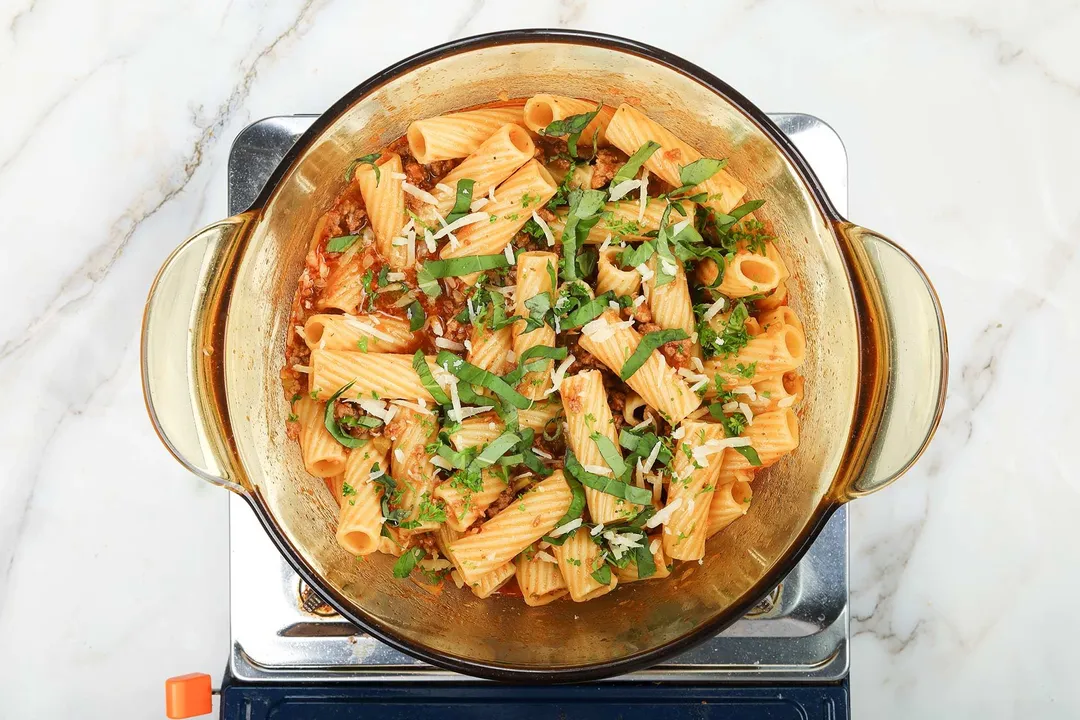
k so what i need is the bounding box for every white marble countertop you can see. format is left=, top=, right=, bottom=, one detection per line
left=1, top=0, right=1078, bottom=717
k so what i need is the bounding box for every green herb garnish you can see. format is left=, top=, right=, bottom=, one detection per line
left=444, top=179, right=475, bottom=226
left=612, top=141, right=660, bottom=185
left=392, top=546, right=426, bottom=578
left=619, top=329, right=689, bottom=381
left=565, top=451, right=652, bottom=505
left=422, top=254, right=510, bottom=278
left=345, top=152, right=381, bottom=183
left=326, top=234, right=360, bottom=253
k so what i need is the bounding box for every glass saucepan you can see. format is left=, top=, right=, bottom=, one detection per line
left=141, top=30, right=947, bottom=681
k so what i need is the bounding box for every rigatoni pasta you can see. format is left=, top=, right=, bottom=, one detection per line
left=282, top=92, right=807, bottom=605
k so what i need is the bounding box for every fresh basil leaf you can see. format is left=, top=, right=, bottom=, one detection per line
left=392, top=547, right=426, bottom=578
left=576, top=247, right=598, bottom=278
left=406, top=300, right=426, bottom=332
left=412, top=350, right=451, bottom=405
left=436, top=351, right=534, bottom=410
left=617, top=240, right=655, bottom=269
left=435, top=442, right=477, bottom=470
left=619, top=329, right=689, bottom=381
left=422, top=254, right=510, bottom=278
left=322, top=382, right=367, bottom=448
left=345, top=153, right=382, bottom=183
left=565, top=451, right=652, bottom=505
left=679, top=157, right=728, bottom=188
left=632, top=542, right=656, bottom=579
left=728, top=198, right=765, bottom=222
left=416, top=264, right=442, bottom=298
left=612, top=141, right=661, bottom=185
left=559, top=188, right=607, bottom=281
left=522, top=292, right=553, bottom=333
left=563, top=291, right=612, bottom=328
left=472, top=431, right=521, bottom=470
left=545, top=260, right=557, bottom=291
left=619, top=430, right=673, bottom=468
left=733, top=445, right=763, bottom=466
left=326, top=234, right=360, bottom=253
left=541, top=102, right=603, bottom=158
left=444, top=179, right=476, bottom=225
left=503, top=346, right=568, bottom=386
left=591, top=433, right=629, bottom=481
left=590, top=563, right=612, bottom=585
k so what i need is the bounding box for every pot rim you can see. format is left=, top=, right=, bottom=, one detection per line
left=234, top=28, right=853, bottom=682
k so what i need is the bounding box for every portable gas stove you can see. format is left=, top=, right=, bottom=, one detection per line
left=216, top=113, right=850, bottom=719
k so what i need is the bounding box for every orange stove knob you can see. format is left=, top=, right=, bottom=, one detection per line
left=165, top=673, right=214, bottom=718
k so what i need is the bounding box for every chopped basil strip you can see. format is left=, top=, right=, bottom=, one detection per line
left=619, top=429, right=674, bottom=468
left=423, top=254, right=510, bottom=278
left=590, top=563, right=613, bottom=585
left=522, top=292, right=553, bottom=333
left=436, top=351, right=534, bottom=410
left=406, top=300, right=426, bottom=332
left=612, top=141, right=661, bottom=185
left=392, top=547, right=426, bottom=578
left=617, top=240, right=655, bottom=269
left=322, top=382, right=367, bottom=448
left=619, top=329, right=689, bottom=381
left=416, top=264, right=442, bottom=298
left=503, top=345, right=568, bottom=386
left=632, top=540, right=657, bottom=578
left=540, top=102, right=603, bottom=158
left=563, top=291, right=612, bottom=328
left=472, top=431, right=521, bottom=470
left=712, top=199, right=766, bottom=228
left=590, top=433, right=629, bottom=481
left=372, top=469, right=410, bottom=526
left=326, top=234, right=359, bottom=253
left=412, top=350, right=451, bottom=405
left=678, top=157, right=728, bottom=188
left=444, top=179, right=476, bottom=225
left=653, top=204, right=679, bottom=288
left=559, top=188, right=607, bottom=281
left=733, top=445, right=762, bottom=466
left=345, top=152, right=382, bottom=183
left=565, top=451, right=652, bottom=505
left=544, top=468, right=585, bottom=547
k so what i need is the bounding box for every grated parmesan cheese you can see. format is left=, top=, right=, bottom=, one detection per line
left=530, top=211, right=555, bottom=247
left=590, top=523, right=605, bottom=537
left=401, top=181, right=439, bottom=206
left=423, top=228, right=436, bottom=253
left=636, top=263, right=654, bottom=282
left=608, top=178, right=642, bottom=201
left=672, top=426, right=686, bottom=440
left=544, top=354, right=576, bottom=397
left=435, top=182, right=452, bottom=194
left=638, top=170, right=649, bottom=222
left=583, top=464, right=613, bottom=476
left=702, top=296, right=727, bottom=321
left=733, top=385, right=757, bottom=401
left=549, top=518, right=583, bottom=537
left=645, top=497, right=682, bottom=528
left=503, top=243, right=516, bottom=265
left=533, top=447, right=553, bottom=460
left=470, top=197, right=489, bottom=211
left=534, top=550, right=558, bottom=564
left=292, top=364, right=311, bottom=373
left=394, top=448, right=405, bottom=463
left=432, top=211, right=489, bottom=240
left=431, top=319, right=444, bottom=336
left=435, top=337, right=466, bottom=351
left=778, top=395, right=796, bottom=408
left=342, top=316, right=397, bottom=344
left=739, top=402, right=755, bottom=426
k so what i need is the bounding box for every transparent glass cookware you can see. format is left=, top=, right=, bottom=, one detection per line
left=141, top=30, right=947, bottom=681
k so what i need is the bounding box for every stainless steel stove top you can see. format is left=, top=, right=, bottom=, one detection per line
left=226, top=113, right=849, bottom=684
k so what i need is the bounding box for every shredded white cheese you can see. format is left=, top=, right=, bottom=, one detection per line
left=778, top=395, right=796, bottom=408
left=503, top=243, right=516, bottom=265
left=504, top=349, right=516, bottom=364
left=608, top=178, right=642, bottom=201
left=633, top=295, right=647, bottom=308
left=401, top=181, right=439, bottom=206
left=342, top=317, right=397, bottom=344
left=722, top=401, right=739, bottom=413
left=390, top=399, right=435, bottom=415
left=590, top=523, right=605, bottom=537
left=733, top=385, right=757, bottom=401
left=703, top=296, right=727, bottom=321
left=638, top=170, right=649, bottom=222
left=388, top=172, right=407, bottom=180
left=430, top=455, right=453, bottom=470
left=544, top=354, right=576, bottom=397
left=470, top=197, right=489, bottom=211
left=534, top=550, right=558, bottom=564
left=672, top=426, right=686, bottom=440
left=581, top=316, right=631, bottom=343
left=394, top=448, right=405, bottom=463
left=358, top=399, right=390, bottom=419
left=533, top=447, right=553, bottom=460
left=423, top=228, right=436, bottom=253
left=455, top=405, right=492, bottom=421
left=386, top=272, right=407, bottom=282
left=292, top=364, right=311, bottom=373
left=583, top=464, right=613, bottom=476
left=435, top=337, right=466, bottom=351
left=645, top=497, right=682, bottom=529
left=530, top=211, right=555, bottom=247
left=435, top=182, right=452, bottom=194
left=549, top=518, right=583, bottom=538
left=660, top=258, right=678, bottom=278
left=431, top=319, right=444, bottom=337
left=649, top=538, right=661, bottom=555
left=488, top=185, right=498, bottom=203
left=636, top=263, right=654, bottom=282
left=739, top=402, right=755, bottom=426
left=432, top=211, right=489, bottom=240
left=641, top=439, right=663, bottom=474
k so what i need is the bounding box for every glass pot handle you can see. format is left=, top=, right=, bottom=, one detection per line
left=141, top=215, right=254, bottom=493
left=840, top=223, right=948, bottom=499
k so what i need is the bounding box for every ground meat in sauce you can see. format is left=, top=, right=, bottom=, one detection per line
left=484, top=485, right=517, bottom=520
left=607, top=387, right=628, bottom=432
left=412, top=533, right=438, bottom=552
left=590, top=147, right=629, bottom=189
left=567, top=338, right=607, bottom=375
left=533, top=136, right=569, bottom=168
left=660, top=339, right=694, bottom=371
left=536, top=207, right=556, bottom=223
